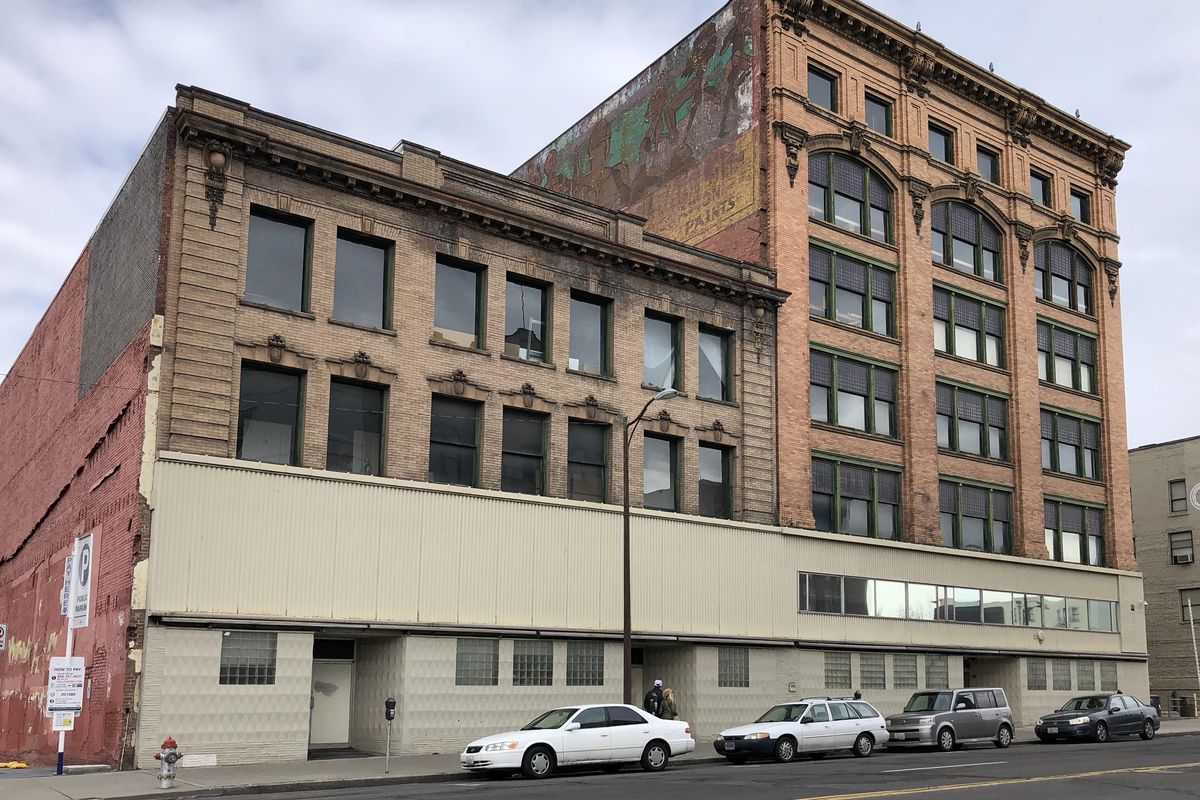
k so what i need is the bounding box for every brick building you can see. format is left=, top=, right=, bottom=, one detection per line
left=1130, top=436, right=1200, bottom=717
left=0, top=0, right=1148, bottom=771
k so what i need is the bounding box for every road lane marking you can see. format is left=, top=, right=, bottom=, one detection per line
left=794, top=760, right=1200, bottom=800
left=882, top=761, right=1005, bottom=774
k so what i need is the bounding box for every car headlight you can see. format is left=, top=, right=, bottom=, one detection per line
left=1035, top=719, right=1044, bottom=726
left=742, top=732, right=771, bottom=740
left=483, top=741, right=521, bottom=752
left=917, top=717, right=934, bottom=725
left=1068, top=717, right=1091, bottom=726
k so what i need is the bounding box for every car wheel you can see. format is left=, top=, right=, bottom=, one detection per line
left=773, top=736, right=797, bottom=763
left=521, top=745, right=556, bottom=779
left=853, top=733, right=874, bottom=758
left=1140, top=720, right=1156, bottom=741
left=936, top=727, right=956, bottom=752
left=995, top=725, right=1013, bottom=749
left=1094, top=722, right=1109, bottom=744
left=641, top=740, right=669, bottom=772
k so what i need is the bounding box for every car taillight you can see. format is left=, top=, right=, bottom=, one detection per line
left=685, top=727, right=691, bottom=734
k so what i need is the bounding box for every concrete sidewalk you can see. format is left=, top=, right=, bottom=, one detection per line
left=3, top=719, right=1199, bottom=800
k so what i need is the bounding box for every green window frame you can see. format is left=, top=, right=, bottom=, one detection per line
left=246, top=205, right=313, bottom=312
left=807, top=64, right=838, bottom=112
left=939, top=480, right=1012, bottom=555
left=808, top=152, right=893, bottom=243
left=865, top=93, right=892, bottom=136
left=333, top=228, right=393, bottom=330
left=1037, top=320, right=1098, bottom=394
left=811, top=456, right=901, bottom=541
left=809, top=244, right=895, bottom=336
left=1030, top=170, right=1052, bottom=207
left=931, top=201, right=1003, bottom=283
left=1040, top=408, right=1101, bottom=479
left=936, top=383, right=1008, bottom=461
left=809, top=350, right=897, bottom=438
left=1034, top=241, right=1094, bottom=315
left=976, top=145, right=1000, bottom=184
left=928, top=122, right=955, bottom=164
left=1070, top=188, right=1092, bottom=224
left=1044, top=499, right=1105, bottom=566
left=933, top=286, right=1005, bottom=367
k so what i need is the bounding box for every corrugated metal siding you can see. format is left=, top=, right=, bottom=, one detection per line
left=147, top=454, right=1145, bottom=655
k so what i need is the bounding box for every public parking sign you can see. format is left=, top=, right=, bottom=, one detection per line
left=69, top=532, right=97, bottom=630
left=47, top=656, right=85, bottom=712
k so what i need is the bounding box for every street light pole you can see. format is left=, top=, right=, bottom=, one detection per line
left=622, top=388, right=677, bottom=705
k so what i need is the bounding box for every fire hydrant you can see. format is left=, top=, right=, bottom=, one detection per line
left=153, top=737, right=182, bottom=789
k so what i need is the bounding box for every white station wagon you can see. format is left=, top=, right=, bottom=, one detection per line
left=461, top=703, right=696, bottom=779
left=715, top=697, right=890, bottom=762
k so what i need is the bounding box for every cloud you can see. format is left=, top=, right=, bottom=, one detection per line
left=1, top=0, right=1195, bottom=448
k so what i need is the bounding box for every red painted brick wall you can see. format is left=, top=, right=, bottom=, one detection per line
left=0, top=243, right=153, bottom=767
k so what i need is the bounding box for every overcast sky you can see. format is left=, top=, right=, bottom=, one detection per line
left=1, top=1, right=1195, bottom=448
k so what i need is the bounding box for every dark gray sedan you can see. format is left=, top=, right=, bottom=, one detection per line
left=1034, top=693, right=1160, bottom=743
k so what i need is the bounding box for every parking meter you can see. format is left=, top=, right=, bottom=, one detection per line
left=384, top=697, right=397, bottom=773
left=385, top=697, right=396, bottom=721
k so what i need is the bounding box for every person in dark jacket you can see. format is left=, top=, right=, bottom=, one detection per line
left=644, top=679, right=664, bottom=716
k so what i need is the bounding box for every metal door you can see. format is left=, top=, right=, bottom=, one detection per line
left=309, top=661, right=353, bottom=748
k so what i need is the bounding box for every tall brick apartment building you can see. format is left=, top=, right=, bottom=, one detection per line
left=1, top=0, right=1145, bottom=771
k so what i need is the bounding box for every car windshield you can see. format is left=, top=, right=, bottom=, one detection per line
left=904, top=692, right=953, bottom=713
left=1059, top=696, right=1107, bottom=712
left=755, top=703, right=808, bottom=723
left=522, top=708, right=579, bottom=730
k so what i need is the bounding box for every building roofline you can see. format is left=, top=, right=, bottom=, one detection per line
left=1130, top=434, right=1200, bottom=454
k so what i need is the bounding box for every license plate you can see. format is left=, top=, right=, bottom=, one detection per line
left=893, top=733, right=905, bottom=740
left=464, top=755, right=475, bottom=766
left=723, top=741, right=735, bottom=751
left=1047, top=727, right=1058, bottom=734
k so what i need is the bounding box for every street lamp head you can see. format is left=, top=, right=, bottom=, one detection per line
left=653, top=388, right=679, bottom=402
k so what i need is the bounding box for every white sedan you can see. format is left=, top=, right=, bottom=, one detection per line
left=461, top=703, right=696, bottom=778
left=715, top=697, right=890, bottom=762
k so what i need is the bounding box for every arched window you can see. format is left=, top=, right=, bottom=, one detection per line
left=808, top=152, right=893, bottom=243
left=931, top=202, right=1003, bottom=283
left=1034, top=241, right=1094, bottom=315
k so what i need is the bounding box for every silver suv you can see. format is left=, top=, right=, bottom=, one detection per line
left=886, top=688, right=1014, bottom=751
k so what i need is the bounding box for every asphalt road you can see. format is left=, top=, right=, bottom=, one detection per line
left=227, top=736, right=1200, bottom=800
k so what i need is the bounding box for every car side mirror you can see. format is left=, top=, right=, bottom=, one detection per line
left=800, top=716, right=814, bottom=724
left=955, top=703, right=967, bottom=711
left=1109, top=707, right=1120, bottom=715
left=564, top=722, right=581, bottom=731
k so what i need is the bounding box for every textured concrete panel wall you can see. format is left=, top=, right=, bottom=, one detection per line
left=136, top=626, right=313, bottom=768
left=349, top=637, right=404, bottom=754
left=78, top=113, right=170, bottom=396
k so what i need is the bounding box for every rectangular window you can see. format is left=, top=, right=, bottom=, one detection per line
left=237, top=365, right=303, bottom=466
left=808, top=65, right=837, bottom=111
left=326, top=379, right=385, bottom=476
left=933, top=287, right=1005, bottom=367
left=894, top=654, right=918, bottom=689
left=1030, top=170, right=1052, bottom=206
left=809, top=350, right=897, bottom=437
left=808, top=245, right=895, bottom=336
left=873, top=580, right=907, bottom=618
left=1088, top=600, right=1117, bottom=632
left=939, top=480, right=1012, bottom=555
left=501, top=409, right=546, bottom=495
left=865, top=94, right=892, bottom=136
left=219, top=631, right=277, bottom=685
left=1171, top=531, right=1195, bottom=564
left=806, top=573, right=844, bottom=614
left=1099, top=662, right=1118, bottom=692
left=929, top=123, right=954, bottom=164
left=333, top=231, right=390, bottom=328
left=976, top=145, right=1000, bottom=184
left=1027, top=658, right=1047, bottom=691
left=433, top=256, right=483, bottom=349
left=981, top=590, right=1013, bottom=625
left=860, top=653, right=886, bottom=690
left=1181, top=588, right=1200, bottom=622
left=455, top=638, right=499, bottom=686
left=512, top=640, right=553, bottom=686
left=1170, top=479, right=1188, bottom=513
left=566, top=641, right=604, bottom=686
left=428, top=396, right=479, bottom=486
left=825, top=652, right=852, bottom=689
left=1070, top=188, right=1092, bottom=223
left=1041, top=409, right=1101, bottom=479
left=1076, top=660, right=1096, bottom=691
left=567, top=421, right=608, bottom=503
left=569, top=293, right=610, bottom=375
left=1052, top=659, right=1072, bottom=691
left=936, top=383, right=1008, bottom=461
left=698, top=443, right=732, bottom=519
left=643, top=434, right=679, bottom=511
left=718, top=646, right=750, bottom=688
left=812, top=457, right=901, bottom=540
left=699, top=326, right=732, bottom=401
left=1015, top=594, right=1044, bottom=627
left=954, top=587, right=982, bottom=623
left=246, top=207, right=310, bottom=311
left=504, top=277, right=548, bottom=363
left=1044, top=500, right=1105, bottom=566
left=644, top=313, right=680, bottom=389
left=925, top=654, right=949, bottom=689
left=1037, top=320, right=1098, bottom=394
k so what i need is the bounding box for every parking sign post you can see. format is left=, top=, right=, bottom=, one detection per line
left=54, top=532, right=97, bottom=775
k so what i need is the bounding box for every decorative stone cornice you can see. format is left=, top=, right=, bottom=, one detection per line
left=772, top=121, right=809, bottom=187
left=906, top=178, right=931, bottom=232
left=1101, top=258, right=1122, bottom=304
left=1013, top=222, right=1035, bottom=273
left=776, top=0, right=1130, bottom=173
left=844, top=121, right=872, bottom=155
